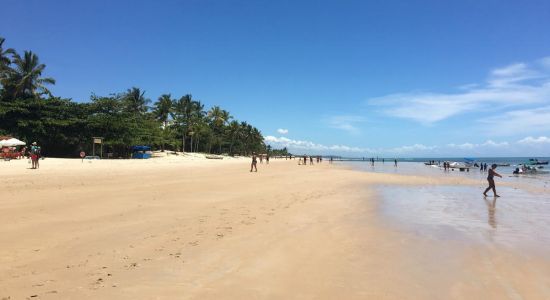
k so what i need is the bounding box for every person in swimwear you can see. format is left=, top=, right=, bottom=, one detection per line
left=250, top=152, right=258, bottom=172
left=483, top=164, right=502, bottom=197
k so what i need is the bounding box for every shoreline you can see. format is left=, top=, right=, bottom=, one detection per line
left=1, top=158, right=549, bottom=299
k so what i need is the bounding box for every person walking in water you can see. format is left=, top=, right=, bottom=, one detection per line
left=483, top=164, right=502, bottom=197
left=394, top=159, right=397, bottom=167
left=250, top=152, right=258, bottom=172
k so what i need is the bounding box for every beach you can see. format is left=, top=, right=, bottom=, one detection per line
left=1, top=157, right=550, bottom=299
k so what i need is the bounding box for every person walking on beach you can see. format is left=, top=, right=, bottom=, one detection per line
left=483, top=164, right=502, bottom=197
left=483, top=163, right=488, bottom=172
left=394, top=159, right=397, bottom=167
left=250, top=152, right=258, bottom=172
left=266, top=154, right=270, bottom=164
left=30, top=142, right=41, bottom=169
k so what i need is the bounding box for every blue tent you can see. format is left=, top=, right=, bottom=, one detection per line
left=131, top=145, right=151, bottom=159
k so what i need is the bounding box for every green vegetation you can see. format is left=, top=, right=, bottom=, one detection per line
left=0, top=37, right=267, bottom=157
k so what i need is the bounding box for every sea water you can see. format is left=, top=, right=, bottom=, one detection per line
left=344, top=160, right=550, bottom=252
left=347, top=160, right=550, bottom=188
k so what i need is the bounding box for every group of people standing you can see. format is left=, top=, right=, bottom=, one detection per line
left=298, top=155, right=322, bottom=165
left=250, top=152, right=270, bottom=172
left=479, top=162, right=489, bottom=172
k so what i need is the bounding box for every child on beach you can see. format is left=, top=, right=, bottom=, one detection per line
left=483, top=164, right=502, bottom=197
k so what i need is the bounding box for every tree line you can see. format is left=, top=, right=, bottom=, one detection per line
left=0, top=37, right=268, bottom=157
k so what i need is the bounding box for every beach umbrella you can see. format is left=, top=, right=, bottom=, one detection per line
left=0, top=138, right=26, bottom=147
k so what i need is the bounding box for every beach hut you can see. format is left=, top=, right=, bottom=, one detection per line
left=131, top=145, right=152, bottom=159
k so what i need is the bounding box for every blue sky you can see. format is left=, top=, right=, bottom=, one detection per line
left=2, top=0, right=550, bottom=157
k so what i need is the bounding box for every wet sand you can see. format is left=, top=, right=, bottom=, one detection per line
left=1, top=158, right=549, bottom=299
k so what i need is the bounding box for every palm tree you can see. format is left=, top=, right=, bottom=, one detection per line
left=0, top=37, right=15, bottom=77
left=172, top=94, right=195, bottom=152
left=4, top=51, right=55, bottom=99
left=153, top=94, right=173, bottom=151
left=122, top=87, right=150, bottom=115
left=192, top=117, right=210, bottom=153
left=227, top=120, right=240, bottom=155
left=153, top=94, right=173, bottom=127
left=188, top=100, right=205, bottom=152
left=207, top=106, right=232, bottom=153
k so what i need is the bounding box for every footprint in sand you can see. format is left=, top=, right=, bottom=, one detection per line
left=125, top=262, right=138, bottom=270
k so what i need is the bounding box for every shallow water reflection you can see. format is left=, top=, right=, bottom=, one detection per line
left=376, top=185, right=550, bottom=251
left=348, top=161, right=550, bottom=189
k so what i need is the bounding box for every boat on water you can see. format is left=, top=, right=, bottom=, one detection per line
left=496, top=163, right=510, bottom=167
left=448, top=162, right=472, bottom=171
left=526, top=158, right=549, bottom=165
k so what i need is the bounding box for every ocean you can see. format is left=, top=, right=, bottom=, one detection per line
left=341, top=158, right=550, bottom=252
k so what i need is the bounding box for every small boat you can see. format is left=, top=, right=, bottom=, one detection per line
left=205, top=155, right=223, bottom=160
left=526, top=158, right=549, bottom=165
left=448, top=162, right=471, bottom=171
left=496, top=163, right=510, bottom=167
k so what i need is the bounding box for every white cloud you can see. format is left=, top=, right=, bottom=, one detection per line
left=480, top=106, right=550, bottom=136
left=517, top=136, right=550, bottom=145
left=389, top=144, right=436, bottom=154
left=326, top=115, right=366, bottom=134
left=488, top=63, right=541, bottom=87
left=276, top=128, right=289, bottom=134
left=264, top=135, right=373, bottom=154
left=481, top=140, right=509, bottom=147
left=539, top=57, right=550, bottom=69
left=367, top=57, right=550, bottom=124
left=264, top=135, right=547, bottom=157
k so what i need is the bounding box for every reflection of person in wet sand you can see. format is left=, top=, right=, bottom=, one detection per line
left=250, top=152, right=258, bottom=172
left=483, top=164, right=502, bottom=197
left=484, top=197, right=497, bottom=229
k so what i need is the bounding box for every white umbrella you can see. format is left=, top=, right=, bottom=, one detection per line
left=0, top=138, right=26, bottom=147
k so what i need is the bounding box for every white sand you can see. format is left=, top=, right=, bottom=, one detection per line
left=1, top=157, right=549, bottom=299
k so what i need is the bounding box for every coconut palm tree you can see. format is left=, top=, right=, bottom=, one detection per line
left=172, top=94, right=196, bottom=152
left=227, top=120, right=240, bottom=155
left=207, top=106, right=232, bottom=153
left=4, top=51, right=55, bottom=99
left=153, top=94, right=173, bottom=151
left=153, top=94, right=173, bottom=127
left=0, top=37, right=15, bottom=77
left=188, top=100, right=205, bottom=152
left=122, top=87, right=150, bottom=115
